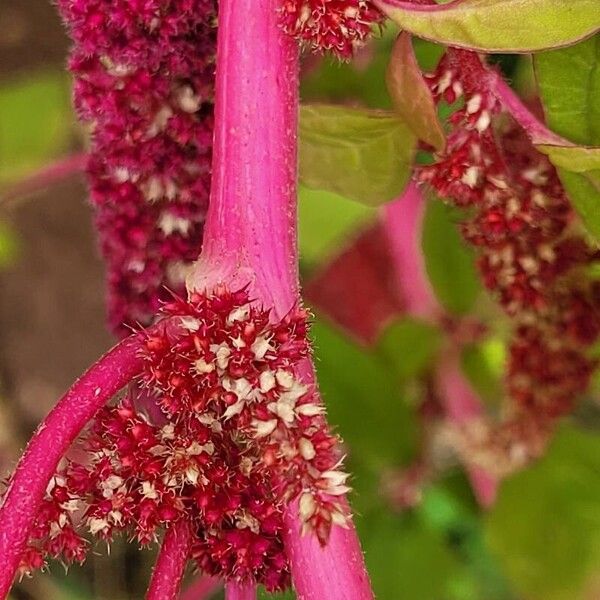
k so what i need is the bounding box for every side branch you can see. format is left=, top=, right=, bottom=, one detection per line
left=0, top=330, right=149, bottom=596
left=147, top=519, right=194, bottom=600
left=224, top=582, right=257, bottom=600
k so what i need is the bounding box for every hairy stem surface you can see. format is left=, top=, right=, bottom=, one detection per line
left=147, top=520, right=194, bottom=600
left=188, top=0, right=373, bottom=597
left=0, top=332, right=147, bottom=595
left=224, top=581, right=257, bottom=600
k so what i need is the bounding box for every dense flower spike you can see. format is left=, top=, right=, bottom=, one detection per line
left=58, top=0, right=216, bottom=335
left=16, top=288, right=347, bottom=590
left=280, top=0, right=383, bottom=59
left=419, top=50, right=600, bottom=473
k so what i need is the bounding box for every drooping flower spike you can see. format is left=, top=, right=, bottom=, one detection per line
left=419, top=49, right=600, bottom=474
left=58, top=0, right=217, bottom=335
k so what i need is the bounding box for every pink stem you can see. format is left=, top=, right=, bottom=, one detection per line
left=383, top=181, right=440, bottom=319
left=0, top=153, right=87, bottom=206
left=188, top=0, right=299, bottom=317
left=179, top=575, right=221, bottom=600
left=435, top=353, right=497, bottom=507
left=147, top=520, right=194, bottom=600
left=188, top=0, right=373, bottom=597
left=224, top=582, right=256, bottom=600
left=283, top=498, right=373, bottom=600
left=383, top=181, right=497, bottom=506
left=0, top=331, right=147, bottom=596
left=487, top=69, right=570, bottom=146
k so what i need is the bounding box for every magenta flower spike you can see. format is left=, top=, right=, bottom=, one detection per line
left=58, top=0, right=217, bottom=336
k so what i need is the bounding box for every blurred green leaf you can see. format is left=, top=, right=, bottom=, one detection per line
left=359, top=509, right=475, bottom=599
left=485, top=426, right=600, bottom=600
left=421, top=200, right=481, bottom=314
left=0, top=72, right=73, bottom=184
left=461, top=340, right=505, bottom=407
left=299, top=104, right=416, bottom=206
left=376, top=317, right=442, bottom=381
left=557, top=168, right=600, bottom=240
left=534, top=35, right=600, bottom=239
left=298, top=185, right=375, bottom=269
left=0, top=222, right=19, bottom=269
left=376, top=0, right=600, bottom=53
left=535, top=36, right=600, bottom=146
left=311, top=316, right=417, bottom=469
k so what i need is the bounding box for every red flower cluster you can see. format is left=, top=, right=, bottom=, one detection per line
left=280, top=0, right=382, bottom=59
left=419, top=50, right=600, bottom=470
left=18, top=288, right=347, bottom=590
left=58, top=0, right=216, bottom=335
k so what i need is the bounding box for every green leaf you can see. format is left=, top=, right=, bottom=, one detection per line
left=485, top=426, right=600, bottom=600
left=299, top=104, right=416, bottom=207
left=557, top=168, right=600, bottom=239
left=311, top=317, right=417, bottom=469
left=421, top=199, right=481, bottom=314
left=534, top=35, right=600, bottom=239
left=0, top=72, right=73, bottom=184
left=359, top=510, right=473, bottom=599
left=537, top=144, right=600, bottom=173
left=374, top=0, right=600, bottom=53
left=535, top=36, right=600, bottom=146
left=387, top=33, right=446, bottom=150
left=298, top=185, right=375, bottom=269
left=376, top=317, right=442, bottom=380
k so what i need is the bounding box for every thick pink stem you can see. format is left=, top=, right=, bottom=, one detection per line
left=384, top=181, right=496, bottom=506
left=0, top=332, right=146, bottom=596
left=147, top=520, right=193, bottom=600
left=224, top=582, right=256, bottom=600
left=180, top=575, right=221, bottom=600
left=383, top=181, right=440, bottom=319
left=0, top=153, right=87, bottom=206
left=188, top=0, right=298, bottom=317
left=435, top=353, right=497, bottom=507
left=283, top=498, right=373, bottom=600
left=188, top=0, right=373, bottom=597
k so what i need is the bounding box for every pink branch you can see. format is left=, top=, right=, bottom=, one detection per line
left=487, top=69, right=570, bottom=146
left=383, top=181, right=440, bottom=319
left=0, top=153, right=87, bottom=206
left=180, top=575, right=221, bottom=600
left=188, top=0, right=299, bottom=317
left=283, top=497, right=373, bottom=600
left=0, top=331, right=148, bottom=596
left=435, top=354, right=497, bottom=507
left=383, top=182, right=497, bottom=506
left=224, top=582, right=256, bottom=600
left=147, top=520, right=193, bottom=600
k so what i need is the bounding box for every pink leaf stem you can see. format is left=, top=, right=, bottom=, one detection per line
left=0, top=153, right=86, bottom=207
left=384, top=181, right=497, bottom=506
left=224, top=582, right=257, bottom=600
left=180, top=575, right=221, bottom=600
left=0, top=328, right=156, bottom=595
left=147, top=519, right=194, bottom=600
